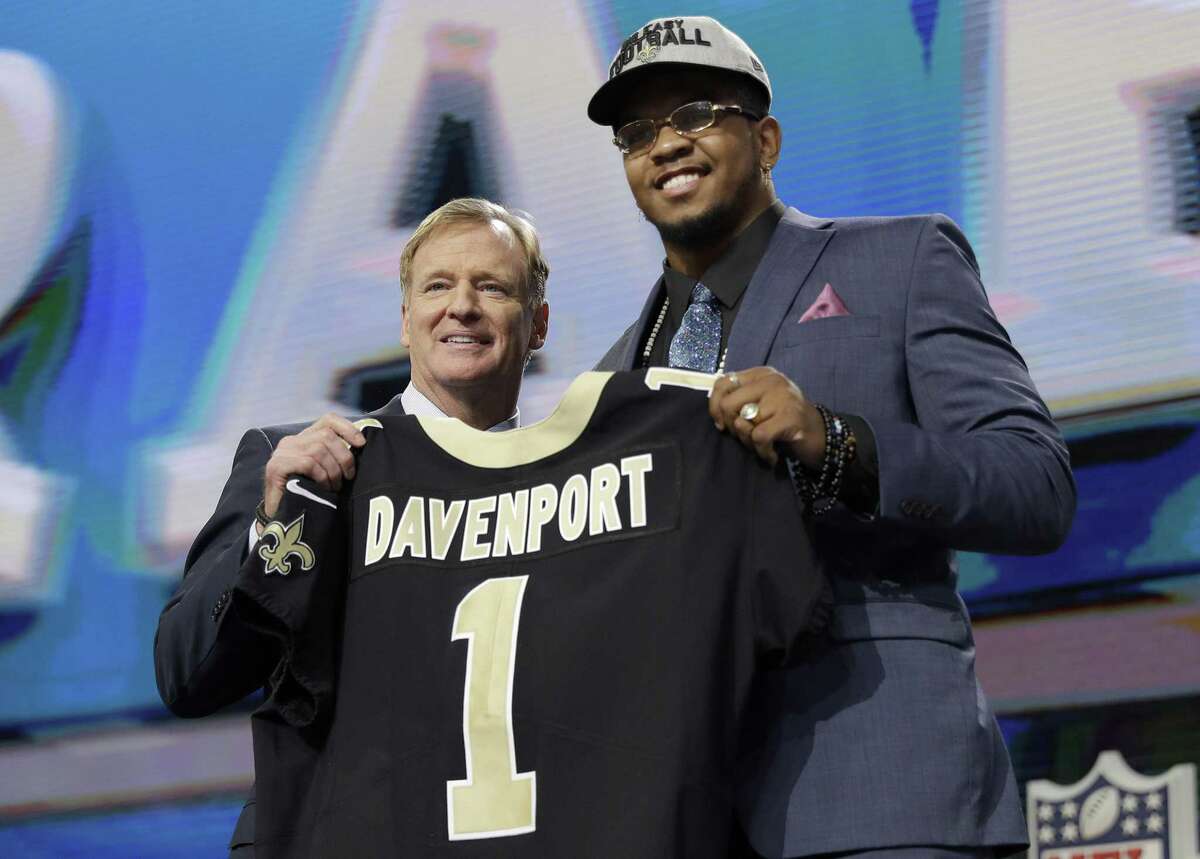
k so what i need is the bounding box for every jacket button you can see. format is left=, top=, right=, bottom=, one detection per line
left=211, top=589, right=231, bottom=623
left=900, top=500, right=913, bottom=515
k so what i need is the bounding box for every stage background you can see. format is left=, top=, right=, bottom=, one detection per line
left=1, top=1, right=1197, bottom=854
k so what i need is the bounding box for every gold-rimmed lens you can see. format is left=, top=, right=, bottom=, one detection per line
left=614, top=119, right=656, bottom=154
left=670, top=101, right=717, bottom=133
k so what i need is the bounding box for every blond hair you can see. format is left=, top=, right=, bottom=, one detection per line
left=398, top=198, right=549, bottom=309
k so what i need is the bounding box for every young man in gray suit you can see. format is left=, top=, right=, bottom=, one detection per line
left=588, top=16, right=1076, bottom=859
left=153, top=198, right=550, bottom=856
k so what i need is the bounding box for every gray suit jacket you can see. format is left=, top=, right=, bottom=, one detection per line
left=598, top=208, right=1075, bottom=857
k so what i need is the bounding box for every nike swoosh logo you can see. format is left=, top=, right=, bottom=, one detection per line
left=286, top=478, right=337, bottom=509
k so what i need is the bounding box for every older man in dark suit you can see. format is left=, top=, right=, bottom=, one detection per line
left=589, top=15, right=1076, bottom=859
left=153, top=197, right=549, bottom=856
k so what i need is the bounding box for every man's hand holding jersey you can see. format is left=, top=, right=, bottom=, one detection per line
left=709, top=367, right=825, bottom=468
left=261, top=414, right=368, bottom=522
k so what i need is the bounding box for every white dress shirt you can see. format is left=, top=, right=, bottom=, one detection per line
left=399, top=383, right=520, bottom=430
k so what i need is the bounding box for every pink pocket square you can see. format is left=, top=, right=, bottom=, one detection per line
left=798, top=283, right=851, bottom=322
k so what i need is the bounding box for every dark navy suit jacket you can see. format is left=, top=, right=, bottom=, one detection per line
left=597, top=208, right=1076, bottom=857
left=153, top=396, right=407, bottom=853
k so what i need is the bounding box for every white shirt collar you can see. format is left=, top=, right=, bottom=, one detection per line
left=400, top=383, right=520, bottom=432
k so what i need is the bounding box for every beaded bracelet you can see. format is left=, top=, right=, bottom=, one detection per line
left=787, top=403, right=857, bottom=517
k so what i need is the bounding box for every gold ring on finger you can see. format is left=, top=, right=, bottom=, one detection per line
left=727, top=372, right=740, bottom=389
left=739, top=402, right=761, bottom=423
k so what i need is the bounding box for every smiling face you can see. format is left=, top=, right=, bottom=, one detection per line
left=617, top=67, right=780, bottom=256
left=401, top=220, right=548, bottom=422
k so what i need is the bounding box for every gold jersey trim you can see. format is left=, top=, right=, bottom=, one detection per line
left=416, top=372, right=614, bottom=469
left=643, top=367, right=718, bottom=394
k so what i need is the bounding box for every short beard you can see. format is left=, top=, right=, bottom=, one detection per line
left=646, top=168, right=762, bottom=249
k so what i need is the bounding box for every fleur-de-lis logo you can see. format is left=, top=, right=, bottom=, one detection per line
left=635, top=43, right=659, bottom=64
left=258, top=513, right=316, bottom=576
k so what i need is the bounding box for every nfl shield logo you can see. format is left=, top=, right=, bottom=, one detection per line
left=1026, top=751, right=1198, bottom=859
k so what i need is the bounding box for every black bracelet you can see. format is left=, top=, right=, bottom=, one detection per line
left=811, top=405, right=840, bottom=516
left=255, top=499, right=271, bottom=528
left=789, top=404, right=858, bottom=518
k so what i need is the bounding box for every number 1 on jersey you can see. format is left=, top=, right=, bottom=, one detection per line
left=447, top=575, right=536, bottom=840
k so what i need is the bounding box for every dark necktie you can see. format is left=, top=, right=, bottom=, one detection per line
left=667, top=283, right=721, bottom=372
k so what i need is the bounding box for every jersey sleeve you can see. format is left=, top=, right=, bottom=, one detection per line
left=230, top=477, right=346, bottom=733
left=746, top=462, right=831, bottom=667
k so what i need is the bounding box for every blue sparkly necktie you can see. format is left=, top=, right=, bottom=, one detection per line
left=668, top=283, right=722, bottom=372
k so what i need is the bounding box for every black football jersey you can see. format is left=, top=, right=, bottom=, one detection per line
left=233, top=368, right=827, bottom=858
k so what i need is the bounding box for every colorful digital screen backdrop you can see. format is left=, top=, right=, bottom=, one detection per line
left=0, top=0, right=1198, bottom=726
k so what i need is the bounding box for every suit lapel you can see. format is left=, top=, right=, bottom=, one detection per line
left=726, top=208, right=834, bottom=369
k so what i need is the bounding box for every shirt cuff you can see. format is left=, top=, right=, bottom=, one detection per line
left=838, top=414, right=879, bottom=516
